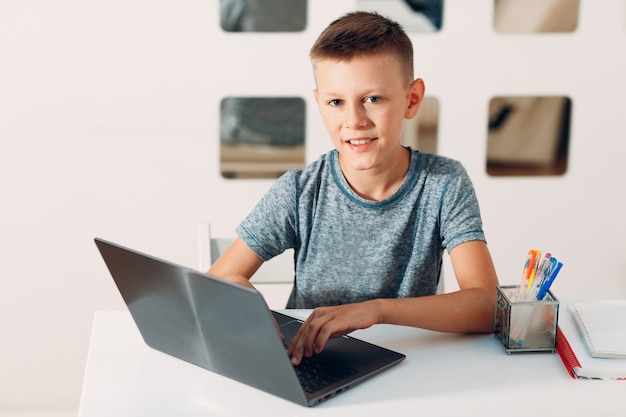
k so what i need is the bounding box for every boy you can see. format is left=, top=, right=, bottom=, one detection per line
left=209, top=11, right=499, bottom=365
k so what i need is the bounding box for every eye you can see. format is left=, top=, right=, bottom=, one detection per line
left=328, top=99, right=343, bottom=106
left=365, top=96, right=382, bottom=103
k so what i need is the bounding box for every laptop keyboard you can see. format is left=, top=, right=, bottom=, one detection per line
left=293, top=355, right=358, bottom=394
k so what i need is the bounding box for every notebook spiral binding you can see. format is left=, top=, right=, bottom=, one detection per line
left=569, top=306, right=597, bottom=354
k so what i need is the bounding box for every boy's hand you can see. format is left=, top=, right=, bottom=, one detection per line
left=286, top=301, right=380, bottom=365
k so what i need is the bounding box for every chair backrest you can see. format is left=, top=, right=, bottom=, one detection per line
left=198, top=223, right=294, bottom=285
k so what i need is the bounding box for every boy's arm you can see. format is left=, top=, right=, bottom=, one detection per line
left=207, top=237, right=264, bottom=290
left=287, top=240, right=499, bottom=365
left=208, top=237, right=287, bottom=341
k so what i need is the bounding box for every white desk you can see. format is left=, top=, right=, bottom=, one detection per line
left=79, top=310, right=621, bottom=417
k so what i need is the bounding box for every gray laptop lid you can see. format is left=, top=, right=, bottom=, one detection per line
left=95, top=238, right=405, bottom=407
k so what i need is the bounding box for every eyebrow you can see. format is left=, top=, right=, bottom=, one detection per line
left=317, top=85, right=389, bottom=97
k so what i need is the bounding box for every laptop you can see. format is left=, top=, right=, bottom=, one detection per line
left=94, top=238, right=406, bottom=407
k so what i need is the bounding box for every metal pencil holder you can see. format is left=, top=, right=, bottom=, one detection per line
left=494, top=285, right=559, bottom=354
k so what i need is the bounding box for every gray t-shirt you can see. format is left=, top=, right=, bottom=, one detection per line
left=237, top=148, right=486, bottom=308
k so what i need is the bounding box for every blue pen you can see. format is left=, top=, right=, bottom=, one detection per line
left=535, top=257, right=556, bottom=296
left=536, top=261, right=563, bottom=300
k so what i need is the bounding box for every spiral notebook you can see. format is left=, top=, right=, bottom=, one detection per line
left=569, top=302, right=626, bottom=359
left=556, top=302, right=626, bottom=380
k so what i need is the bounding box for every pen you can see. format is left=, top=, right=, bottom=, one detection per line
left=536, top=261, right=563, bottom=300
left=526, top=249, right=542, bottom=294
left=516, top=250, right=536, bottom=302
left=527, top=253, right=551, bottom=300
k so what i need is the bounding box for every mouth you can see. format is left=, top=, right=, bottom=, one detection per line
left=346, top=137, right=376, bottom=145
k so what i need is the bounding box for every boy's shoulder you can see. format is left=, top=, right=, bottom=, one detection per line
left=285, top=149, right=336, bottom=180
left=415, top=150, right=466, bottom=175
left=272, top=150, right=336, bottom=194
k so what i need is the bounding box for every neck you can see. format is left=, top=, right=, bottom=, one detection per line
left=339, top=147, right=411, bottom=202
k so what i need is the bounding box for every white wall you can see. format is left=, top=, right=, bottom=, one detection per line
left=1, top=0, right=625, bottom=414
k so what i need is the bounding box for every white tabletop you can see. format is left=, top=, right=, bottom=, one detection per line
left=78, top=309, right=621, bottom=417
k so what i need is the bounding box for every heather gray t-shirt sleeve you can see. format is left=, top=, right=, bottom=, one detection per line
left=438, top=161, right=485, bottom=251
left=236, top=172, right=299, bottom=261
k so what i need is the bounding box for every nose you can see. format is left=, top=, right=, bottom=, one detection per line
left=344, top=103, right=368, bottom=129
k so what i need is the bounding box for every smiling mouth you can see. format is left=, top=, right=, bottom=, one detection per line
left=347, top=138, right=375, bottom=145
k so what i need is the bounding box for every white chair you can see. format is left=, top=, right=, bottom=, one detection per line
left=198, top=223, right=294, bottom=309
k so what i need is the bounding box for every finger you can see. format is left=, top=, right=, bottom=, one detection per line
left=290, top=350, right=302, bottom=366
left=287, top=315, right=322, bottom=365
left=273, top=319, right=285, bottom=343
left=313, top=324, right=334, bottom=354
left=287, top=332, right=305, bottom=365
left=296, top=319, right=320, bottom=358
left=297, top=310, right=335, bottom=356
left=298, top=324, right=318, bottom=358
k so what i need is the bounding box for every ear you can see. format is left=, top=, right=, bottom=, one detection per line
left=405, top=78, right=425, bottom=119
left=313, top=89, right=320, bottom=106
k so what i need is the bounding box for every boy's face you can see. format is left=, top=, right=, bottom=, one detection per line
left=313, top=53, right=424, bottom=174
